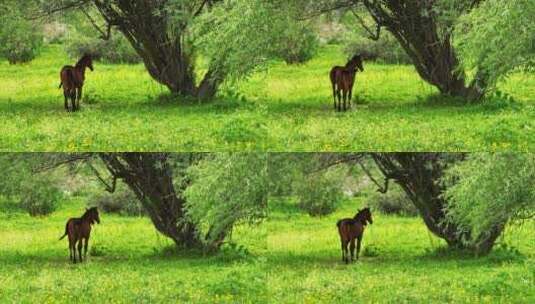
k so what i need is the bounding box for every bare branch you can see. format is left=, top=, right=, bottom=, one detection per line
left=87, top=162, right=118, bottom=193
left=81, top=8, right=113, bottom=40
left=30, top=0, right=89, bottom=20
left=357, top=160, right=389, bottom=193
left=350, top=7, right=381, bottom=40
left=32, top=153, right=93, bottom=173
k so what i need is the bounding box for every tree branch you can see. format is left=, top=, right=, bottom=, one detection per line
left=87, top=162, right=118, bottom=193
left=81, top=8, right=112, bottom=40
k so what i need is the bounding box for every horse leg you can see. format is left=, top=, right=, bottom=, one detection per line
left=343, top=240, right=350, bottom=264
left=70, top=239, right=76, bottom=264
left=342, top=90, right=348, bottom=111
left=340, top=239, right=346, bottom=262
left=356, top=236, right=362, bottom=260
left=68, top=239, right=73, bottom=262
left=76, top=86, right=82, bottom=110
left=84, top=236, right=89, bottom=260
left=332, top=84, right=338, bottom=111
left=64, top=90, right=70, bottom=112
left=350, top=238, right=356, bottom=262
left=348, top=87, right=353, bottom=109
left=70, top=90, right=77, bottom=112
left=336, top=90, right=342, bottom=112
left=77, top=239, right=83, bottom=263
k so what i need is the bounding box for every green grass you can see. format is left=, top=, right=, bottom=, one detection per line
left=0, top=45, right=533, bottom=151
left=0, top=199, right=267, bottom=303
left=1, top=196, right=533, bottom=303
left=267, top=197, right=535, bottom=303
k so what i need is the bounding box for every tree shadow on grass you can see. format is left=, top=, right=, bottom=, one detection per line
left=266, top=244, right=526, bottom=271
left=262, top=92, right=521, bottom=117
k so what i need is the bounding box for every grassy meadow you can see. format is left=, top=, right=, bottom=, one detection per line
left=1, top=192, right=533, bottom=303
left=267, top=197, right=535, bottom=303
left=0, top=199, right=267, bottom=303
left=1, top=45, right=534, bottom=152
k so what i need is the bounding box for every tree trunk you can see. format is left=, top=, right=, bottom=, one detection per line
left=98, top=153, right=202, bottom=248
left=92, top=0, right=221, bottom=99
left=371, top=153, right=505, bottom=254
left=362, top=1, right=486, bottom=100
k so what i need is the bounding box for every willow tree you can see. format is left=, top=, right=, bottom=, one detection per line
left=43, top=0, right=282, bottom=99
left=94, top=153, right=267, bottom=250
left=443, top=153, right=535, bottom=254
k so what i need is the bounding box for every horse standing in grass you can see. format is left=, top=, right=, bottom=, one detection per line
left=337, top=207, right=373, bottom=264
left=329, top=54, right=364, bottom=111
left=59, top=54, right=94, bottom=112
left=59, top=207, right=100, bottom=263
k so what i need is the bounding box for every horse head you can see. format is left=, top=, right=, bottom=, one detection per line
left=356, top=207, right=373, bottom=225
left=348, top=54, right=364, bottom=72
left=86, top=207, right=100, bottom=224
left=79, top=54, right=94, bottom=71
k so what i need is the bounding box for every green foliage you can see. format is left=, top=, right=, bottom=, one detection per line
left=185, top=153, right=268, bottom=249
left=444, top=153, right=535, bottom=248
left=344, top=33, right=411, bottom=64
left=19, top=176, right=62, bottom=216
left=0, top=3, right=43, bottom=64
left=454, top=0, right=535, bottom=91
left=294, top=171, right=344, bottom=216
left=88, top=185, right=144, bottom=216
left=65, top=29, right=141, bottom=64
left=274, top=19, right=319, bottom=64
left=0, top=154, right=63, bottom=216
left=341, top=17, right=411, bottom=64
left=192, top=0, right=285, bottom=81
left=368, top=185, right=417, bottom=216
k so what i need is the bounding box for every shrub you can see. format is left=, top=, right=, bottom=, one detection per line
left=368, top=185, right=417, bottom=216
left=19, top=178, right=62, bottom=216
left=274, top=21, right=319, bottom=64
left=89, top=187, right=144, bottom=216
left=343, top=28, right=411, bottom=64
left=294, top=172, right=344, bottom=216
left=43, top=21, right=68, bottom=44
left=0, top=15, right=43, bottom=64
left=65, top=29, right=141, bottom=64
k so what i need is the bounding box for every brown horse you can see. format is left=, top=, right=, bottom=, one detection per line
left=59, top=207, right=100, bottom=263
left=59, top=54, right=94, bottom=112
left=336, top=207, right=373, bottom=264
left=329, top=54, right=364, bottom=111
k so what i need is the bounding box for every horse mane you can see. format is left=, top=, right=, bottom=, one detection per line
left=76, top=54, right=91, bottom=68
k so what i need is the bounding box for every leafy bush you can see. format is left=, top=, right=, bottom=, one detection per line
left=368, top=185, right=417, bottom=216
left=274, top=21, right=319, bottom=64
left=43, top=21, right=68, bottom=44
left=19, top=177, right=62, bottom=216
left=344, top=32, right=412, bottom=64
left=294, top=171, right=344, bottom=216
left=88, top=186, right=144, bottom=216
left=0, top=15, right=43, bottom=64
left=65, top=29, right=141, bottom=64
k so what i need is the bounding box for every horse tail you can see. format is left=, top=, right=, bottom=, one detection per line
left=59, top=221, right=69, bottom=240
left=336, top=219, right=342, bottom=228
left=58, top=82, right=63, bottom=89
